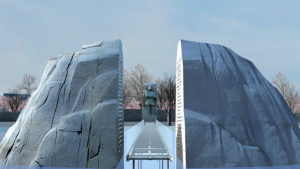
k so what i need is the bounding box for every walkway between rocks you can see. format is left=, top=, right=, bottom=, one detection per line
left=127, top=122, right=172, bottom=169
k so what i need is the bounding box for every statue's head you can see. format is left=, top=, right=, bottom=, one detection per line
left=147, top=85, right=153, bottom=91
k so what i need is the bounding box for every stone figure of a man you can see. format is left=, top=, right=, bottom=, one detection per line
left=142, top=83, right=157, bottom=122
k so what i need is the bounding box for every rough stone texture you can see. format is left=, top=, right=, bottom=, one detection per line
left=0, top=40, right=124, bottom=168
left=175, top=40, right=300, bottom=168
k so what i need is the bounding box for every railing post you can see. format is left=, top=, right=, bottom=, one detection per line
left=167, top=160, right=169, bottom=169
left=133, top=160, right=135, bottom=169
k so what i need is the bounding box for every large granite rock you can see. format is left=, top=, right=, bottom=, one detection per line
left=0, top=40, right=124, bottom=168
left=175, top=40, right=300, bottom=168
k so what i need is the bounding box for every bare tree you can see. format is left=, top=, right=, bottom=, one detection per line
left=127, top=64, right=153, bottom=108
left=156, top=74, right=176, bottom=126
left=17, top=73, right=36, bottom=95
left=272, top=72, right=300, bottom=113
left=0, top=89, right=24, bottom=112
left=123, top=70, right=132, bottom=108
left=0, top=96, right=8, bottom=112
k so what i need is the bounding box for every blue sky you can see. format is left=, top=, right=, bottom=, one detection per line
left=0, top=0, right=299, bottom=93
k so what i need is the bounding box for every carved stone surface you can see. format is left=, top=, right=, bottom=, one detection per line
left=175, top=40, right=300, bottom=168
left=0, top=40, right=124, bottom=168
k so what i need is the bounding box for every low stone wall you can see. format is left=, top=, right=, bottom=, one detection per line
left=0, top=112, right=20, bottom=122
left=0, top=110, right=175, bottom=122
left=294, top=113, right=300, bottom=123
left=157, top=110, right=175, bottom=122
left=124, top=109, right=142, bottom=122
left=124, top=109, right=175, bottom=122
